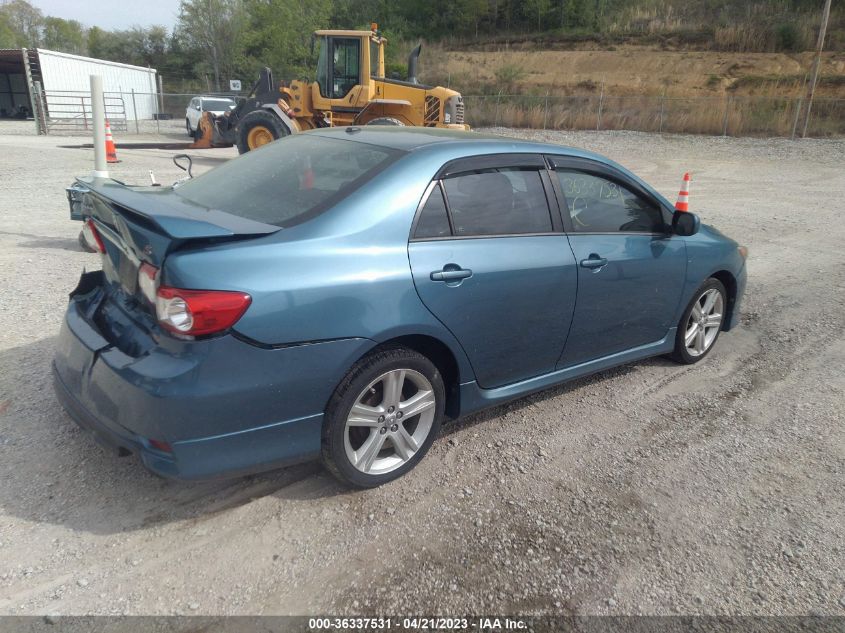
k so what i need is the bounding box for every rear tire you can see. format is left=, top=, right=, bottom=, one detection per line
left=236, top=110, right=289, bottom=154
left=669, top=278, right=727, bottom=364
left=321, top=346, right=445, bottom=488
left=365, top=117, right=405, bottom=126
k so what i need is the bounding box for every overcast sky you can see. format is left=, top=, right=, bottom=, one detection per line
left=30, top=0, right=181, bottom=31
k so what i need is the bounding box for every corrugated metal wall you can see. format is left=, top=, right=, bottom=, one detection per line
left=36, top=49, right=157, bottom=120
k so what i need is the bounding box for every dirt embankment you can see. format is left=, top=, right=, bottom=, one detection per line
left=435, top=48, right=845, bottom=98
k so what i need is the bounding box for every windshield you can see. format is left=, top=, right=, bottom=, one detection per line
left=174, top=134, right=403, bottom=228
left=201, top=98, right=234, bottom=110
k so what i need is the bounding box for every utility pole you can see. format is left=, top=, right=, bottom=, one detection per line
left=802, top=0, right=832, bottom=138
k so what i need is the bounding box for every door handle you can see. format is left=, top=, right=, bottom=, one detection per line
left=580, top=255, right=608, bottom=269
left=430, top=267, right=472, bottom=282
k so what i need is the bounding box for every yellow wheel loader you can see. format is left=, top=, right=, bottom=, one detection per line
left=191, top=24, right=468, bottom=153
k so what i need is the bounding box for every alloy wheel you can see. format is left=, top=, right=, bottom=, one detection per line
left=684, top=288, right=724, bottom=357
left=344, top=368, right=437, bottom=475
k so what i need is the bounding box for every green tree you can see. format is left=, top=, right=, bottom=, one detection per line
left=524, top=0, right=551, bottom=31
left=41, top=16, right=86, bottom=54
left=241, top=0, right=331, bottom=80
left=177, top=0, right=246, bottom=91
left=0, top=0, right=43, bottom=46
left=87, top=26, right=129, bottom=61
left=0, top=12, right=17, bottom=47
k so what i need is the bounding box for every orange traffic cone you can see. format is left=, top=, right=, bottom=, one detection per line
left=105, top=120, right=119, bottom=163
left=675, top=172, right=691, bottom=212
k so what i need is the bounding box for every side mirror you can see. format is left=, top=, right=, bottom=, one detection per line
left=195, top=104, right=202, bottom=111
left=672, top=211, right=700, bottom=236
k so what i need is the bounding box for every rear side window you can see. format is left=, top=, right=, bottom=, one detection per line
left=442, top=168, right=552, bottom=237
left=555, top=170, right=664, bottom=233
left=174, top=135, right=402, bottom=228
left=414, top=183, right=451, bottom=239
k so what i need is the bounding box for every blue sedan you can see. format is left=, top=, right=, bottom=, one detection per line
left=53, top=127, right=747, bottom=487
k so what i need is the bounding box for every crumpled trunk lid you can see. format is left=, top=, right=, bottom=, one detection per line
left=80, top=176, right=279, bottom=267
left=76, top=177, right=279, bottom=347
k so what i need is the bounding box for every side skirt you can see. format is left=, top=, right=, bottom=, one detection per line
left=457, top=329, right=677, bottom=415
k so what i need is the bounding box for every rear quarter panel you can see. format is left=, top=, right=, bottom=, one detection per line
left=161, top=152, right=476, bottom=380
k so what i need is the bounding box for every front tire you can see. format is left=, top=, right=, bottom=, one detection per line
left=236, top=110, right=289, bottom=154
left=670, top=278, right=727, bottom=364
left=321, top=346, right=445, bottom=488
left=186, top=118, right=194, bottom=137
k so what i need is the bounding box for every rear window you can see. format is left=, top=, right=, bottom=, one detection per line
left=174, top=134, right=403, bottom=228
left=201, top=98, right=235, bottom=110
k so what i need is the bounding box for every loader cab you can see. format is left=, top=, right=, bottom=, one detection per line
left=313, top=28, right=385, bottom=107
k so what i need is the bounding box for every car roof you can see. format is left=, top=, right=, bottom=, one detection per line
left=306, top=126, right=610, bottom=163
left=305, top=126, right=672, bottom=210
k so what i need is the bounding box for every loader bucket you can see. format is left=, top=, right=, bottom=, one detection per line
left=189, top=112, right=234, bottom=149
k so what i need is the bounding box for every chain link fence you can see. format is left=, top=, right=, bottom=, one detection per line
left=19, top=89, right=845, bottom=139
left=465, top=93, right=845, bottom=138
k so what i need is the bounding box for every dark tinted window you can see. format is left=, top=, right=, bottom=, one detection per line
left=414, top=183, right=451, bottom=239
left=556, top=170, right=664, bottom=233
left=442, top=168, right=552, bottom=236
left=174, top=135, right=402, bottom=228
left=331, top=38, right=360, bottom=98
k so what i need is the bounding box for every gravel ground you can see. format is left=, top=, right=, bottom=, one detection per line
left=0, top=127, right=843, bottom=617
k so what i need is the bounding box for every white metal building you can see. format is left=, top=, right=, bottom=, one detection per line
left=37, top=49, right=158, bottom=120
left=0, top=48, right=158, bottom=131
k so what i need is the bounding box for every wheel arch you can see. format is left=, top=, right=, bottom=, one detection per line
left=348, top=334, right=466, bottom=419
left=260, top=103, right=299, bottom=133
left=709, top=269, right=738, bottom=331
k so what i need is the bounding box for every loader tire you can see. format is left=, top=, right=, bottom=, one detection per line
left=365, top=117, right=405, bottom=126
left=237, top=110, right=289, bottom=154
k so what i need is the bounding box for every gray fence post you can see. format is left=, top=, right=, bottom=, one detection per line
left=131, top=89, right=139, bottom=133
left=543, top=92, right=549, bottom=130
left=722, top=96, right=731, bottom=137
left=791, top=97, right=803, bottom=140
left=495, top=89, right=503, bottom=127
left=597, top=82, right=605, bottom=131
left=659, top=92, right=666, bottom=133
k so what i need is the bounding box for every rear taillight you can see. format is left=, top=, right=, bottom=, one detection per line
left=83, top=218, right=106, bottom=254
left=155, top=286, right=251, bottom=336
left=138, top=263, right=159, bottom=304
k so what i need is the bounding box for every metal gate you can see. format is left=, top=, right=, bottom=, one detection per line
left=36, top=90, right=128, bottom=134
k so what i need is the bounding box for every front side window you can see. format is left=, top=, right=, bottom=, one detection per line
left=555, top=170, right=664, bottom=233
left=331, top=38, right=360, bottom=98
left=175, top=135, right=402, bottom=228
left=442, top=168, right=553, bottom=237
